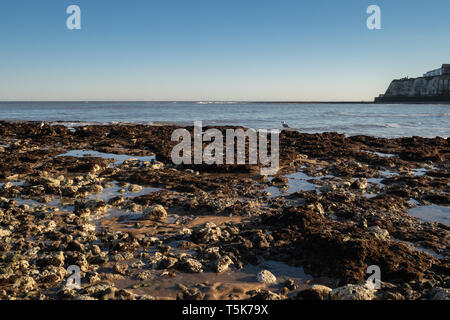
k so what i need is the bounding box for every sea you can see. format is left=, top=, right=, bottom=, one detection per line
left=0, top=101, right=449, bottom=138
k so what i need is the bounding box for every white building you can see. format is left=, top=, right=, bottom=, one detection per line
left=423, top=68, right=442, bottom=78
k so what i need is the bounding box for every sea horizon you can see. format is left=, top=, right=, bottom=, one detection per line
left=1, top=101, right=449, bottom=138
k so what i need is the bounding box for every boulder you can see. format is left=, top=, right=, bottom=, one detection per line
left=181, top=258, right=203, bottom=273
left=128, top=184, right=143, bottom=193
left=368, top=226, right=390, bottom=241
left=214, top=256, right=233, bottom=273
left=296, top=284, right=333, bottom=300
left=0, top=228, right=11, bottom=238
left=142, top=205, right=167, bottom=221
left=429, top=287, right=450, bottom=300
left=330, top=283, right=377, bottom=300
left=351, top=178, right=368, bottom=190
left=257, top=270, right=277, bottom=285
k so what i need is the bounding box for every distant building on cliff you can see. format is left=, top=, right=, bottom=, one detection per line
left=375, top=64, right=450, bottom=103
left=423, top=64, right=450, bottom=77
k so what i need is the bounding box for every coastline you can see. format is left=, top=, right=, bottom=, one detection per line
left=0, top=121, right=448, bottom=300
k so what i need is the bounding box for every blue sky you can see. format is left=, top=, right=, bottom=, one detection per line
left=0, top=0, right=449, bottom=101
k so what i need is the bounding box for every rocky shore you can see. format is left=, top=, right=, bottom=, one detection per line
left=0, top=121, right=448, bottom=300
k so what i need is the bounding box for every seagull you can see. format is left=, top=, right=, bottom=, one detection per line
left=282, top=121, right=290, bottom=128
left=39, top=122, right=45, bottom=129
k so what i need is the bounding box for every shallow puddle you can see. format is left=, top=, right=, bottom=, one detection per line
left=366, top=151, right=397, bottom=158
left=412, top=168, right=428, bottom=176
left=57, top=150, right=155, bottom=165
left=88, top=183, right=162, bottom=202
left=9, top=180, right=163, bottom=227
left=408, top=205, right=450, bottom=226
left=391, top=238, right=445, bottom=260
left=367, top=169, right=399, bottom=186
left=367, top=178, right=385, bottom=186
left=408, top=199, right=421, bottom=206
left=265, top=171, right=317, bottom=197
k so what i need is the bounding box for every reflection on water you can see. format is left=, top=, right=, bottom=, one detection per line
left=58, top=150, right=155, bottom=165
left=391, top=238, right=445, bottom=259
left=408, top=205, right=450, bottom=226
left=265, top=171, right=317, bottom=198
left=88, top=183, right=162, bottom=202
left=365, top=151, right=397, bottom=158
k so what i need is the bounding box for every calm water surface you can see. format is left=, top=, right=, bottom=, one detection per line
left=0, top=102, right=449, bottom=138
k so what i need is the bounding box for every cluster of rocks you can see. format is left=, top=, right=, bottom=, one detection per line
left=0, top=121, right=448, bottom=300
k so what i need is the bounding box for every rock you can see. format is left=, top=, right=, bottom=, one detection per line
left=257, top=270, right=277, bottom=285
left=296, top=285, right=332, bottom=300
left=320, top=184, right=336, bottom=193
left=429, top=287, right=450, bottom=300
left=339, top=181, right=352, bottom=188
left=42, top=177, right=61, bottom=188
left=38, top=266, right=67, bottom=288
left=177, top=287, right=205, bottom=300
left=351, top=178, right=368, bottom=190
left=136, top=270, right=153, bottom=281
left=253, top=174, right=268, bottom=182
left=181, top=258, right=203, bottom=273
left=129, top=184, right=143, bottom=193
left=147, top=252, right=163, bottom=269
left=86, top=271, right=101, bottom=285
left=91, top=245, right=102, bottom=255
left=177, top=228, right=192, bottom=238
left=113, top=263, right=129, bottom=276
left=307, top=203, right=325, bottom=215
left=142, top=205, right=167, bottom=221
left=89, top=253, right=109, bottom=265
left=80, top=282, right=117, bottom=300
left=271, top=176, right=288, bottom=185
left=13, top=276, right=37, bottom=292
left=81, top=223, right=96, bottom=233
left=330, top=283, right=377, bottom=300
left=192, top=223, right=222, bottom=244
left=1, top=182, right=13, bottom=190
left=150, top=161, right=164, bottom=170
left=381, top=291, right=405, bottom=300
left=247, top=289, right=282, bottom=300
left=284, top=279, right=298, bottom=291
left=368, top=226, right=390, bottom=241
left=85, top=200, right=107, bottom=214
left=11, top=260, right=29, bottom=272
left=90, top=184, right=103, bottom=194
left=66, top=240, right=85, bottom=253
left=108, top=196, right=125, bottom=206
left=0, top=228, right=11, bottom=238
left=36, top=252, right=65, bottom=268
left=203, top=246, right=221, bottom=260
left=214, top=256, right=233, bottom=273
left=158, top=257, right=178, bottom=269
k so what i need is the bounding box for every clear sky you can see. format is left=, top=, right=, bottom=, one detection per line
left=0, top=0, right=449, bottom=101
